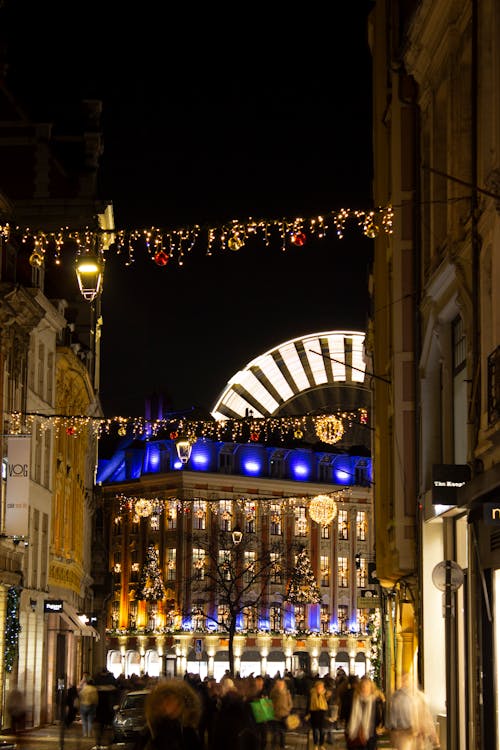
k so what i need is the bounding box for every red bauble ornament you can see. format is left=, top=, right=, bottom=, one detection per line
left=153, top=249, right=170, bottom=266
left=291, top=231, right=306, bottom=246
left=250, top=432, right=260, bottom=442
left=169, top=431, right=179, bottom=440
left=66, top=426, right=76, bottom=436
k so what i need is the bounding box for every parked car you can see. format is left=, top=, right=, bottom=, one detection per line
left=112, top=689, right=150, bottom=746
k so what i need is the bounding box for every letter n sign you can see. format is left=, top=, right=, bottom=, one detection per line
left=483, top=502, right=500, bottom=525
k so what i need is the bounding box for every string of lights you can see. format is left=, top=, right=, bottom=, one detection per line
left=0, top=205, right=394, bottom=270
left=7, top=408, right=369, bottom=442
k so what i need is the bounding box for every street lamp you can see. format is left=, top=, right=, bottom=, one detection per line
left=231, top=525, right=243, bottom=545
left=75, top=248, right=104, bottom=301
left=175, top=437, right=192, bottom=465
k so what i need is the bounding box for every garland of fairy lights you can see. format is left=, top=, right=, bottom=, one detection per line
left=115, top=490, right=351, bottom=525
left=7, top=408, right=368, bottom=441
left=0, top=205, right=393, bottom=269
left=5, top=586, right=21, bottom=673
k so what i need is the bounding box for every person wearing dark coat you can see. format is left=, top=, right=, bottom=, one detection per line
left=64, top=684, right=79, bottom=727
left=211, top=679, right=259, bottom=750
left=135, top=679, right=203, bottom=750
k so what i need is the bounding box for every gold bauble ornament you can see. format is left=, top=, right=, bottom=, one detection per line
left=308, top=494, right=338, bottom=526
left=29, top=251, right=44, bottom=268
left=228, top=234, right=245, bottom=251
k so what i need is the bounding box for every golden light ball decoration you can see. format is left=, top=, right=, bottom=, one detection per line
left=135, top=498, right=153, bottom=517
left=308, top=494, right=338, bottom=527
left=314, top=415, right=345, bottom=445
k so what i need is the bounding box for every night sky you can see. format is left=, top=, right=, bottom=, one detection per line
left=3, top=3, right=375, bottom=417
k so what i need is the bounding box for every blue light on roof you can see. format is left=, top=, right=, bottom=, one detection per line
left=192, top=454, right=209, bottom=466
left=335, top=469, right=351, bottom=483
left=174, top=460, right=183, bottom=470
left=243, top=460, right=261, bottom=475
left=292, top=463, right=310, bottom=479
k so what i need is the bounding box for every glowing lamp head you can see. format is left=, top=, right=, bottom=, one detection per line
left=75, top=252, right=104, bottom=301
left=176, top=438, right=192, bottom=465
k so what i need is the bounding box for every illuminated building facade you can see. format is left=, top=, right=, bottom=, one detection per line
left=98, top=331, right=379, bottom=681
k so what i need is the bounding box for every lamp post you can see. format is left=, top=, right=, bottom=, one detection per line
left=231, top=525, right=243, bottom=546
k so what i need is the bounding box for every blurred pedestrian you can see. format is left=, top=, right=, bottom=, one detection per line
left=79, top=677, right=99, bottom=738
left=6, top=688, right=26, bottom=734
left=345, top=676, right=384, bottom=750
left=306, top=680, right=329, bottom=750
left=388, top=673, right=418, bottom=750
left=135, top=679, right=203, bottom=750
left=269, top=678, right=292, bottom=749
left=64, top=684, right=79, bottom=727
left=212, top=677, right=259, bottom=750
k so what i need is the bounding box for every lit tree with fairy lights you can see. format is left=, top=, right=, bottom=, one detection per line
left=5, top=586, right=21, bottom=672
left=136, top=545, right=166, bottom=601
left=285, top=546, right=321, bottom=605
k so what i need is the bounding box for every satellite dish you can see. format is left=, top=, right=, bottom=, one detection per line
left=432, top=560, right=464, bottom=592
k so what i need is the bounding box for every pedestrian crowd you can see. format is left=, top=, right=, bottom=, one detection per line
left=29, top=665, right=439, bottom=750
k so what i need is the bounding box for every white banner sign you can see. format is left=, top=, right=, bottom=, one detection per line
left=5, top=436, right=30, bottom=537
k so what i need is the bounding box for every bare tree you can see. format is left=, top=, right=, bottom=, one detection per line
left=184, top=527, right=286, bottom=676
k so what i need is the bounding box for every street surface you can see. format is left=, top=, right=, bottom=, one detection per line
left=0, top=723, right=395, bottom=750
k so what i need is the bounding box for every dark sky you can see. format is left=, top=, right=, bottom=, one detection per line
left=3, top=3, right=375, bottom=417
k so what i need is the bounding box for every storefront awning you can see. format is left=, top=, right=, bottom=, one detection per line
left=60, top=602, right=99, bottom=639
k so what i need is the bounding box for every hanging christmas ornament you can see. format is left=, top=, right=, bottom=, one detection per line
left=250, top=431, right=260, bottom=442
left=29, top=251, right=44, bottom=267
left=291, top=231, right=306, bottom=246
left=294, top=428, right=304, bottom=440
left=153, top=249, right=170, bottom=266
left=118, top=425, right=127, bottom=437
left=315, top=415, right=344, bottom=444
left=308, top=494, right=338, bottom=526
left=228, top=233, right=245, bottom=251
left=169, top=431, right=179, bottom=440
left=135, top=498, right=153, bottom=517
left=66, top=426, right=76, bottom=436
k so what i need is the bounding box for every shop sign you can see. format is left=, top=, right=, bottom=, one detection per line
left=432, top=464, right=471, bottom=505
left=483, top=502, right=500, bottom=525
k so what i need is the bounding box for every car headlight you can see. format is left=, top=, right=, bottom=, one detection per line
left=114, top=715, right=134, bottom=728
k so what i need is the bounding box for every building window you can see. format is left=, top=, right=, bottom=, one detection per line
left=270, top=451, right=287, bottom=478
left=37, top=342, right=45, bottom=397
left=167, top=502, right=177, bottom=530
left=193, top=501, right=206, bottom=530
left=320, top=604, right=330, bottom=633
left=192, top=603, right=205, bottom=631
left=244, top=550, right=256, bottom=584
left=320, top=556, right=330, bottom=587
left=356, top=512, right=366, bottom=541
left=219, top=451, right=234, bottom=474
left=453, top=315, right=466, bottom=373
left=270, top=504, right=282, bottom=535
left=218, top=603, right=230, bottom=629
left=338, top=557, right=348, bottom=588
left=111, top=600, right=119, bottom=629
left=356, top=556, right=367, bottom=587
left=357, top=608, right=369, bottom=634
left=219, top=500, right=232, bottom=531
left=244, top=501, right=256, bottom=533
left=270, top=553, right=282, bottom=584
left=218, top=549, right=231, bottom=580
left=338, top=510, right=348, bottom=540
left=43, top=429, right=51, bottom=488
left=167, top=548, right=176, bottom=581
left=129, top=601, right=137, bottom=630
left=193, top=548, right=205, bottom=579
left=295, top=506, right=307, bottom=536
left=270, top=605, right=282, bottom=631
left=33, top=422, right=42, bottom=484
left=318, top=457, right=333, bottom=482
left=338, top=605, right=348, bottom=633
left=294, top=604, right=306, bottom=630
left=242, top=606, right=258, bottom=630
left=321, top=524, right=330, bottom=540
left=354, top=460, right=369, bottom=486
